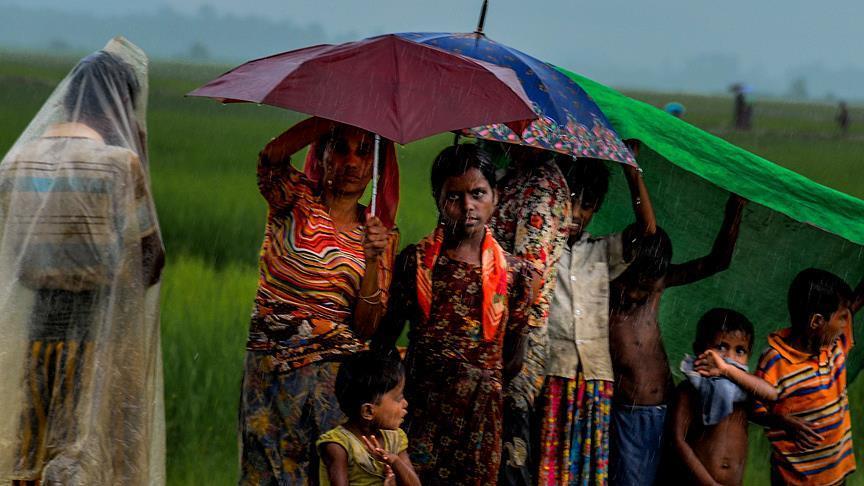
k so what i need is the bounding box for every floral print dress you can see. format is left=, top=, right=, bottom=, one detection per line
left=377, top=244, right=532, bottom=486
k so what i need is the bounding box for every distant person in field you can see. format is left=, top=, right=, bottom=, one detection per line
left=666, top=308, right=777, bottom=486
left=837, top=101, right=850, bottom=135
left=483, top=141, right=571, bottom=486
left=0, top=37, right=165, bottom=484
left=748, top=269, right=863, bottom=486
left=374, top=144, right=535, bottom=485
left=607, top=195, right=747, bottom=486
left=731, top=84, right=752, bottom=130
left=318, top=351, right=420, bottom=486
left=239, top=117, right=400, bottom=485
left=536, top=144, right=656, bottom=486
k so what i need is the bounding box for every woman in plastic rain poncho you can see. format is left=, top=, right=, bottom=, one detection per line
left=0, top=37, right=165, bottom=484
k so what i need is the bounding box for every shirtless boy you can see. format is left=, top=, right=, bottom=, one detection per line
left=668, top=308, right=777, bottom=486
left=608, top=195, right=747, bottom=486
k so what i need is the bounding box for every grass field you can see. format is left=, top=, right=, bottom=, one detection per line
left=1, top=50, right=863, bottom=485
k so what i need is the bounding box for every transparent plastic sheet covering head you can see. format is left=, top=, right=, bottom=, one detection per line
left=554, top=66, right=864, bottom=381
left=0, top=37, right=165, bottom=484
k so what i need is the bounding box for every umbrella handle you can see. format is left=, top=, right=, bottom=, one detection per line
left=370, top=134, right=380, bottom=217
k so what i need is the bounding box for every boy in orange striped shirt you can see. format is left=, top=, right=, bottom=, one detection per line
left=750, top=268, right=863, bottom=486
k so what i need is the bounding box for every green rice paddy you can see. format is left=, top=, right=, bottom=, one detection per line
left=1, top=50, right=862, bottom=485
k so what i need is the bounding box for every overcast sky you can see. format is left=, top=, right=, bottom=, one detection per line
left=4, top=0, right=863, bottom=78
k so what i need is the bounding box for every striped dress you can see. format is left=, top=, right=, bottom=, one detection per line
left=247, top=156, right=398, bottom=372
left=754, top=322, right=856, bottom=486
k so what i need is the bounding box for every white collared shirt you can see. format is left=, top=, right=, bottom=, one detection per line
left=545, top=232, right=629, bottom=381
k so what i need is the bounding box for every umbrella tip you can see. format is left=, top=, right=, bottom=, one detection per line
left=474, top=0, right=489, bottom=34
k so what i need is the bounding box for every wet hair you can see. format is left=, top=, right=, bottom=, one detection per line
left=313, top=124, right=379, bottom=162
left=788, top=268, right=852, bottom=334
left=64, top=51, right=140, bottom=143
left=475, top=140, right=511, bottom=169
left=335, top=351, right=405, bottom=419
left=625, top=224, right=673, bottom=280
left=430, top=143, right=496, bottom=199
left=693, top=308, right=755, bottom=355
left=555, top=156, right=610, bottom=211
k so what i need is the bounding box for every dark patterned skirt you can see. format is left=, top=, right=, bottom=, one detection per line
left=239, top=351, right=345, bottom=485
left=404, top=355, right=504, bottom=486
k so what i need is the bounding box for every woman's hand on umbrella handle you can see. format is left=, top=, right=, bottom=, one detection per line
left=363, top=216, right=389, bottom=260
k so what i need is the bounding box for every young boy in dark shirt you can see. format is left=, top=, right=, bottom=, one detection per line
left=608, top=195, right=747, bottom=486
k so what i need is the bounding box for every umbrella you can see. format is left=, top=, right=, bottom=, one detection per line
left=664, top=102, right=686, bottom=118
left=188, top=34, right=535, bottom=145
left=189, top=33, right=537, bottom=216
left=555, top=66, right=864, bottom=382
left=397, top=31, right=636, bottom=166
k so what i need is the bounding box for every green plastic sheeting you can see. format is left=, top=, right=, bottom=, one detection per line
left=555, top=66, right=864, bottom=380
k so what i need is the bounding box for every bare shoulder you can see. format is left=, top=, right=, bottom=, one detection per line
left=320, top=441, right=349, bottom=463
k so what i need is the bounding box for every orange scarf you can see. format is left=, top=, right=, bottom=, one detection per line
left=416, top=227, right=509, bottom=342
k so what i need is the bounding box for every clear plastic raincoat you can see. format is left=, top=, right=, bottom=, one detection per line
left=0, top=37, right=165, bottom=484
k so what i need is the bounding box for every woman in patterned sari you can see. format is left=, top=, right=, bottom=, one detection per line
left=239, top=117, right=400, bottom=485
left=375, top=144, right=535, bottom=485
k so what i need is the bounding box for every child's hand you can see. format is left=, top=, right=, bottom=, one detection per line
left=694, top=349, right=730, bottom=377
left=782, top=416, right=824, bottom=450
left=361, top=434, right=398, bottom=466
left=383, top=465, right=396, bottom=486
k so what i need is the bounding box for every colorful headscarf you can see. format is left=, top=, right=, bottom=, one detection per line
left=416, top=226, right=509, bottom=341
left=304, top=133, right=400, bottom=229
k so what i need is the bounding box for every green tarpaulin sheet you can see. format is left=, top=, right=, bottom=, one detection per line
left=555, top=66, right=864, bottom=380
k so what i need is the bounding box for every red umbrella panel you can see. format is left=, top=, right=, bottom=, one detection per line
left=188, top=34, right=536, bottom=145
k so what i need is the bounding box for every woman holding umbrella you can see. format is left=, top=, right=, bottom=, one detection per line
left=239, top=117, right=400, bottom=485
left=189, top=33, right=538, bottom=484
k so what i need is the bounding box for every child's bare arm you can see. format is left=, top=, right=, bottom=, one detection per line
left=670, top=386, right=722, bottom=486
left=361, top=436, right=421, bottom=486
left=391, top=451, right=421, bottom=486
left=750, top=413, right=824, bottom=450
left=694, top=350, right=778, bottom=402
left=372, top=249, right=413, bottom=353
left=320, top=443, right=350, bottom=486
left=622, top=140, right=657, bottom=237
left=260, top=117, right=335, bottom=165
left=665, top=194, right=747, bottom=288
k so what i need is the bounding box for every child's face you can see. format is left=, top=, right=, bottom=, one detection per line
left=371, top=378, right=408, bottom=430
left=817, top=304, right=851, bottom=347
left=437, top=168, right=497, bottom=239
left=569, top=196, right=598, bottom=240
left=704, top=330, right=751, bottom=366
